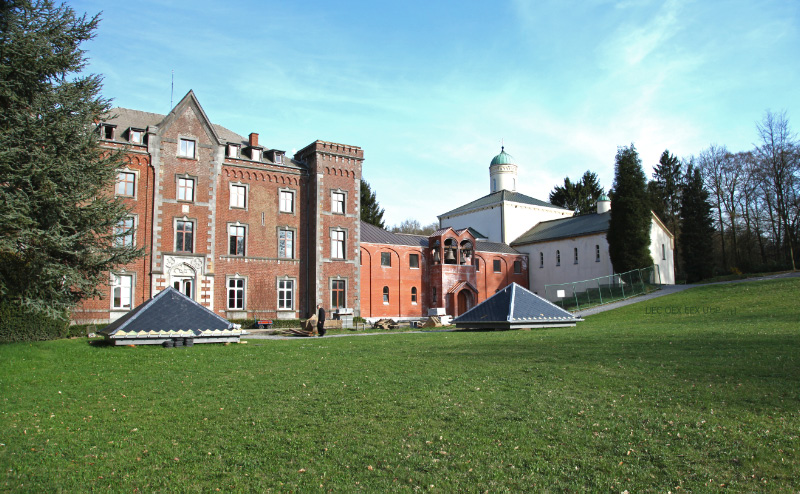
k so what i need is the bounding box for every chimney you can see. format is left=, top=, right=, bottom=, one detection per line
left=248, top=133, right=259, bottom=147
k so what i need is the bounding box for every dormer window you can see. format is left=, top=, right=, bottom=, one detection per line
left=227, top=144, right=240, bottom=158
left=250, top=148, right=261, bottom=162
left=275, top=153, right=283, bottom=164
left=128, top=128, right=144, bottom=144
left=102, top=124, right=116, bottom=140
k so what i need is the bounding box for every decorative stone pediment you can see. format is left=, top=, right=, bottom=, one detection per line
left=164, top=255, right=204, bottom=275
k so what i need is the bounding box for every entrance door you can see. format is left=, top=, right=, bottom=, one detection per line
left=457, top=290, right=472, bottom=316
left=173, top=277, right=194, bottom=299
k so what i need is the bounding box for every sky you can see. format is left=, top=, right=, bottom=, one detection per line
left=71, top=0, right=800, bottom=227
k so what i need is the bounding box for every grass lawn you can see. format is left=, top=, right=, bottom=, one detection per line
left=1, top=278, right=798, bottom=492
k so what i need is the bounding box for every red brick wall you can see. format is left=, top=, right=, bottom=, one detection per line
left=360, top=243, right=427, bottom=318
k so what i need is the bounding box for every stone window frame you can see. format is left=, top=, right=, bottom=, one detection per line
left=229, top=182, right=248, bottom=210
left=110, top=271, right=135, bottom=311
left=226, top=274, right=247, bottom=311
left=278, top=188, right=296, bottom=215
left=115, top=214, right=137, bottom=247
left=128, top=127, right=145, bottom=144
left=409, top=253, right=420, bottom=269
left=227, top=143, right=241, bottom=159
left=277, top=276, right=296, bottom=311
left=330, top=277, right=347, bottom=309
left=174, top=216, right=196, bottom=253
left=277, top=226, right=296, bottom=259
left=176, top=174, right=197, bottom=203
left=101, top=123, right=116, bottom=141
left=115, top=169, right=137, bottom=198
left=178, top=137, right=197, bottom=159
left=331, top=189, right=347, bottom=215
left=227, top=221, right=247, bottom=257
left=330, top=228, right=347, bottom=260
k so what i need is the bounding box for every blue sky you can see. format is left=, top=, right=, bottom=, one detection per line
left=72, top=0, right=800, bottom=227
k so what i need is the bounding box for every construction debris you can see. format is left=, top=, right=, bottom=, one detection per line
left=372, top=318, right=399, bottom=330
left=421, top=316, right=442, bottom=328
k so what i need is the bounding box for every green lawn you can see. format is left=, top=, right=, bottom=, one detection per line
left=1, top=278, right=798, bottom=492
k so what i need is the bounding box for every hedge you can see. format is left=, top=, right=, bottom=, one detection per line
left=0, top=300, right=70, bottom=343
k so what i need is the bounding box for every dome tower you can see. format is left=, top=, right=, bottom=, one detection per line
left=489, top=146, right=518, bottom=193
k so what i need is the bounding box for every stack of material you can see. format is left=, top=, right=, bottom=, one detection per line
left=373, top=318, right=398, bottom=330
left=421, top=316, right=442, bottom=328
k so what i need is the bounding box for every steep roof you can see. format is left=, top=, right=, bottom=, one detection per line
left=511, top=211, right=611, bottom=246
left=453, top=282, right=580, bottom=329
left=439, top=190, right=568, bottom=218
left=99, top=287, right=238, bottom=339
left=359, top=221, right=428, bottom=247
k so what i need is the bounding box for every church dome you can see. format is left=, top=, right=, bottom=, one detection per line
left=490, top=147, right=514, bottom=166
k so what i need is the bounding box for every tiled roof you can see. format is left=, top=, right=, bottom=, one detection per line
left=439, top=190, right=568, bottom=218
left=359, top=221, right=428, bottom=247
left=99, top=287, right=237, bottom=338
left=475, top=240, right=520, bottom=255
left=453, top=283, right=579, bottom=328
left=511, top=211, right=610, bottom=246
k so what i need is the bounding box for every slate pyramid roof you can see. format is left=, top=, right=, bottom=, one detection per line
left=99, top=287, right=239, bottom=340
left=453, top=282, right=581, bottom=329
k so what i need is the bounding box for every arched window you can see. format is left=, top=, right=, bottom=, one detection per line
left=382, top=286, right=389, bottom=304
left=411, top=287, right=418, bottom=304
left=556, top=250, right=561, bottom=266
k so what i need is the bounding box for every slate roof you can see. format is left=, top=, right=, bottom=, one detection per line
left=439, top=190, right=569, bottom=218
left=99, top=287, right=238, bottom=339
left=360, top=221, right=428, bottom=247
left=475, top=240, right=520, bottom=254
left=511, top=211, right=611, bottom=246
left=453, top=282, right=580, bottom=328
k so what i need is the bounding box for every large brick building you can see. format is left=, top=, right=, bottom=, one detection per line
left=74, top=91, right=363, bottom=323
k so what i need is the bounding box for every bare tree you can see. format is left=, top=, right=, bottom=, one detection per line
left=698, top=144, right=729, bottom=270
left=755, top=110, right=799, bottom=271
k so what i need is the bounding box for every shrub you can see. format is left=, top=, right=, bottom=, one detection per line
left=0, top=300, right=70, bottom=343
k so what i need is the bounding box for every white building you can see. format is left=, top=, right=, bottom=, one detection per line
left=439, top=148, right=675, bottom=299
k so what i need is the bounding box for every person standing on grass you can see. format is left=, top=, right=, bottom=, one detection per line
left=317, top=303, right=326, bottom=337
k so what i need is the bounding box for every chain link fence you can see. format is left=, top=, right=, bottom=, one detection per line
left=544, top=265, right=662, bottom=312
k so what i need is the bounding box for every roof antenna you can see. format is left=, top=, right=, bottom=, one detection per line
left=501, top=138, right=504, bottom=152
left=170, top=70, right=174, bottom=109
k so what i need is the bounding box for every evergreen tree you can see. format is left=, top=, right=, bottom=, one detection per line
left=679, top=163, right=715, bottom=282
left=607, top=145, right=653, bottom=273
left=0, top=1, right=141, bottom=318
left=360, top=180, right=385, bottom=228
left=647, top=150, right=683, bottom=234
left=549, top=170, right=605, bottom=215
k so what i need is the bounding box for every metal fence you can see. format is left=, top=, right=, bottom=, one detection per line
left=544, top=265, right=662, bottom=312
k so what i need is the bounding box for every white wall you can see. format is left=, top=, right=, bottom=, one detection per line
left=515, top=233, right=615, bottom=299
left=441, top=202, right=572, bottom=244
left=440, top=206, right=503, bottom=241
left=650, top=217, right=675, bottom=284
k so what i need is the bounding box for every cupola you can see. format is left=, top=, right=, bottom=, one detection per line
left=489, top=146, right=518, bottom=193
left=596, top=193, right=611, bottom=214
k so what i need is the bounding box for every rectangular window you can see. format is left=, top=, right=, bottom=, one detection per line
left=332, top=191, right=345, bottom=214
left=331, top=230, right=345, bottom=259
left=111, top=274, right=132, bottom=310
left=115, top=172, right=135, bottom=197
left=176, top=220, right=193, bottom=252
left=381, top=252, right=391, bottom=267
left=540, top=252, right=544, bottom=268
left=493, top=259, right=501, bottom=273
left=179, top=138, right=195, bottom=158
left=278, top=229, right=294, bottom=258
left=475, top=259, right=480, bottom=271
left=331, top=279, right=346, bottom=308
left=229, top=225, right=246, bottom=256
left=275, top=153, right=283, bottom=164
left=251, top=148, right=261, bottom=161
left=574, top=247, right=579, bottom=264
left=278, top=279, right=294, bottom=310
left=662, top=243, right=666, bottom=260
left=411, top=287, right=418, bottom=304
left=227, top=144, right=240, bottom=158
left=227, top=278, right=245, bottom=310
left=596, top=245, right=601, bottom=262
left=177, top=177, right=194, bottom=202
left=115, top=217, right=135, bottom=247
left=513, top=260, right=522, bottom=274
left=129, top=129, right=143, bottom=144
left=103, top=125, right=115, bottom=140
left=279, top=190, right=294, bottom=213
left=382, top=286, right=389, bottom=304
left=230, top=184, right=246, bottom=208
left=409, top=253, right=420, bottom=269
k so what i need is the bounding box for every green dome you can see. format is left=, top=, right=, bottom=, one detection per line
left=490, top=147, right=514, bottom=166
left=598, top=194, right=610, bottom=201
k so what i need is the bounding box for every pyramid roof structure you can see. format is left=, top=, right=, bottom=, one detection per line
left=453, top=282, right=581, bottom=329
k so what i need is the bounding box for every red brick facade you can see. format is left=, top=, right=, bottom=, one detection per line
left=72, top=91, right=362, bottom=323
left=359, top=226, right=529, bottom=319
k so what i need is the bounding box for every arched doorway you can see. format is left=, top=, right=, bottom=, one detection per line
left=457, top=289, right=473, bottom=316
left=170, top=263, right=196, bottom=300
